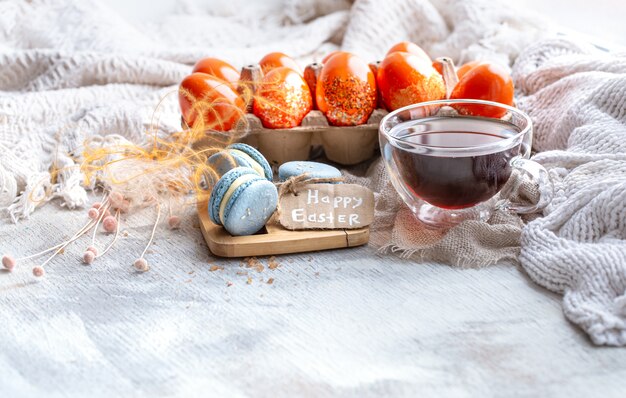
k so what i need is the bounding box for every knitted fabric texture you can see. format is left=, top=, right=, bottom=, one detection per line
left=513, top=39, right=626, bottom=346
left=0, top=0, right=624, bottom=345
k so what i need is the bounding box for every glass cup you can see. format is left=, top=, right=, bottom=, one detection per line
left=379, top=99, right=553, bottom=227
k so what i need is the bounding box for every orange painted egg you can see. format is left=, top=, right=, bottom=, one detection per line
left=432, top=61, right=444, bottom=77
left=179, top=73, right=245, bottom=131
left=377, top=51, right=446, bottom=111
left=455, top=61, right=481, bottom=80
left=450, top=62, right=514, bottom=118
left=253, top=67, right=312, bottom=129
left=192, top=57, right=240, bottom=85
left=386, top=41, right=430, bottom=61
left=321, top=50, right=349, bottom=64
left=316, top=52, right=377, bottom=126
left=259, top=52, right=301, bottom=75
left=433, top=59, right=482, bottom=79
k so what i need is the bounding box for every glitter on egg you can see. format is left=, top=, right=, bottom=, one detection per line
left=252, top=67, right=312, bottom=129
left=317, top=75, right=377, bottom=126
left=316, top=53, right=377, bottom=126
left=376, top=51, right=446, bottom=111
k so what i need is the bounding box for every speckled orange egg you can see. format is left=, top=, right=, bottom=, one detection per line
left=377, top=51, right=446, bottom=111
left=259, top=52, right=302, bottom=75
left=316, top=52, right=377, bottom=126
left=253, top=67, right=312, bottom=129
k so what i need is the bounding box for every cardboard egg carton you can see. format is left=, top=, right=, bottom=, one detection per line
left=189, top=62, right=388, bottom=167
left=234, top=108, right=387, bottom=166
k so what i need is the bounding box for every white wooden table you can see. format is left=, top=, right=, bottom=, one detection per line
left=1, top=204, right=625, bottom=397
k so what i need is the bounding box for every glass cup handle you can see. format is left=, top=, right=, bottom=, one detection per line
left=499, top=157, right=554, bottom=214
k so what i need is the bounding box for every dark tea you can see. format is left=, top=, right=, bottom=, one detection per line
left=387, top=116, right=524, bottom=209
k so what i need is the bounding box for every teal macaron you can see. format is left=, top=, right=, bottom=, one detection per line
left=278, top=161, right=342, bottom=181
left=207, top=143, right=272, bottom=180
left=209, top=167, right=278, bottom=236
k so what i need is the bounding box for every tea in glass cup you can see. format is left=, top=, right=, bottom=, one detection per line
left=379, top=99, right=552, bottom=227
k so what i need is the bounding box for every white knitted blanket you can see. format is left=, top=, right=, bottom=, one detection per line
left=1, top=0, right=625, bottom=346
left=513, top=40, right=626, bottom=346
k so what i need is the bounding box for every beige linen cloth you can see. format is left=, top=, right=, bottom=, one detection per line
left=0, top=0, right=624, bottom=345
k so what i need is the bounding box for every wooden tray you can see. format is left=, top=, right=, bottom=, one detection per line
left=197, top=201, right=370, bottom=257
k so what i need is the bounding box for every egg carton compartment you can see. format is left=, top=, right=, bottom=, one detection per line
left=187, top=108, right=387, bottom=166
left=235, top=108, right=387, bottom=166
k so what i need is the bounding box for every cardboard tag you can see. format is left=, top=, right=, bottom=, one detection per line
left=278, top=183, right=374, bottom=230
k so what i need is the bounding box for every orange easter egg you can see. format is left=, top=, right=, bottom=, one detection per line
left=192, top=57, right=240, bottom=85
left=179, top=73, right=245, bottom=131
left=316, top=52, right=377, bottom=126
left=450, top=62, right=514, bottom=118
left=377, top=51, right=445, bottom=111
left=455, top=61, right=482, bottom=80
left=253, top=67, right=312, bottom=129
left=259, top=52, right=301, bottom=75
left=432, top=62, right=443, bottom=77
left=386, top=41, right=430, bottom=61
left=321, top=50, right=349, bottom=64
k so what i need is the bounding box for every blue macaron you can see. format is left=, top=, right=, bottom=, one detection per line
left=278, top=161, right=342, bottom=182
left=207, top=143, right=272, bottom=180
left=209, top=167, right=278, bottom=236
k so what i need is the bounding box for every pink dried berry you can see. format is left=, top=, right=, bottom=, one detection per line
left=102, top=216, right=117, bottom=233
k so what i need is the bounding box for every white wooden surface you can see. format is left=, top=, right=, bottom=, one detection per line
left=1, top=203, right=625, bottom=397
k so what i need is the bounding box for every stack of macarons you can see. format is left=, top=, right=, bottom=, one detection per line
left=208, top=144, right=276, bottom=236
left=208, top=143, right=273, bottom=180
left=209, top=167, right=278, bottom=236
